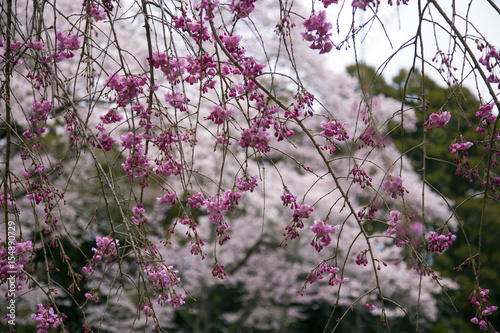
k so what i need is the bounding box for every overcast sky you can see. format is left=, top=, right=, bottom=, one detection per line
left=323, top=0, right=500, bottom=100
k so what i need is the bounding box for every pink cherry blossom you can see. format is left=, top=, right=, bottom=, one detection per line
left=381, top=175, right=407, bottom=198
left=425, top=111, right=451, bottom=129
left=301, top=11, right=334, bottom=54
left=206, top=105, right=235, bottom=124
left=309, top=219, right=340, bottom=252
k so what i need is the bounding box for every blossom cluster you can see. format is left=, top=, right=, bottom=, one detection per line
left=424, top=111, right=451, bottom=130
left=23, top=164, right=65, bottom=232
left=283, top=203, right=314, bottom=240
left=350, top=166, right=373, bottom=189
left=236, top=175, right=259, bottom=192
left=352, top=0, right=379, bottom=10
left=3, top=31, right=80, bottom=74
left=477, top=40, right=500, bottom=88
left=120, top=132, right=151, bottom=178
left=187, top=192, right=205, bottom=209
left=381, top=175, right=407, bottom=199
left=281, top=191, right=297, bottom=207
left=178, top=218, right=206, bottom=258
left=475, top=103, right=496, bottom=133
left=320, top=0, right=339, bottom=8
left=144, top=264, right=186, bottom=307
left=309, top=219, right=340, bottom=252
left=448, top=134, right=479, bottom=183
left=23, top=99, right=53, bottom=140
left=449, top=140, right=473, bottom=154
left=84, top=289, right=100, bottom=303
left=468, top=288, right=498, bottom=332
left=0, top=40, right=24, bottom=66
left=320, top=120, right=349, bottom=141
left=172, top=13, right=211, bottom=45
left=205, top=190, right=245, bottom=245
left=31, top=304, right=67, bottom=333
left=356, top=250, right=369, bottom=266
left=194, top=0, right=219, bottom=20
left=301, top=11, right=333, bottom=54
left=279, top=189, right=315, bottom=242
left=165, top=90, right=190, bottom=111
left=212, top=260, right=226, bottom=279
left=104, top=72, right=147, bottom=107
left=427, top=230, right=456, bottom=253
left=206, top=105, right=235, bottom=124
left=84, top=0, right=108, bottom=23
left=82, top=236, right=119, bottom=274
left=53, top=30, right=81, bottom=62
left=0, top=238, right=33, bottom=284
left=304, top=261, right=349, bottom=291
left=157, top=192, right=178, bottom=206
left=285, top=91, right=315, bottom=119
left=230, top=0, right=258, bottom=18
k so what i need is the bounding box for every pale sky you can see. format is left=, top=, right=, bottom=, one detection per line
left=324, top=0, right=500, bottom=101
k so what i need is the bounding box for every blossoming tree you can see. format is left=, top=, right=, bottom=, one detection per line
left=1, top=0, right=499, bottom=332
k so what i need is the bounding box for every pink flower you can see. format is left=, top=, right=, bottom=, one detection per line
left=144, top=264, right=186, bottom=307
left=350, top=166, right=372, bottom=189
left=236, top=175, right=258, bottom=192
left=320, top=120, right=349, bottom=140
left=165, top=90, right=190, bottom=111
left=475, top=103, right=496, bottom=132
left=356, top=251, right=368, bottom=266
left=100, top=109, right=124, bottom=124
left=187, top=192, right=205, bottom=209
left=230, top=0, right=257, bottom=18
left=212, top=261, right=226, bottom=279
left=306, top=262, right=348, bottom=286
left=321, top=0, right=339, bottom=8
left=95, top=133, right=116, bottom=151
left=281, top=192, right=297, bottom=207
left=449, top=141, right=473, bottom=154
left=238, top=127, right=271, bottom=153
left=427, top=230, right=455, bottom=253
left=352, top=0, right=377, bottom=10
left=381, top=176, right=407, bottom=198
left=309, top=219, right=339, bottom=252
left=426, top=111, right=451, bottom=129
left=27, top=40, right=45, bottom=51
left=293, top=203, right=314, bottom=222
left=221, top=34, right=243, bottom=50
left=476, top=103, right=494, bottom=118
left=301, top=11, right=334, bottom=54
left=482, top=305, right=498, bottom=316
left=157, top=192, right=177, bottom=206
left=206, top=105, right=234, bottom=124
left=153, top=159, right=182, bottom=177
left=85, top=290, right=100, bottom=303
left=105, top=72, right=147, bottom=106
left=56, top=30, right=81, bottom=50
left=32, top=304, right=67, bottom=333
left=31, top=100, right=52, bottom=120
left=120, top=132, right=144, bottom=150
left=148, top=52, right=186, bottom=83
left=90, top=6, right=107, bottom=21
